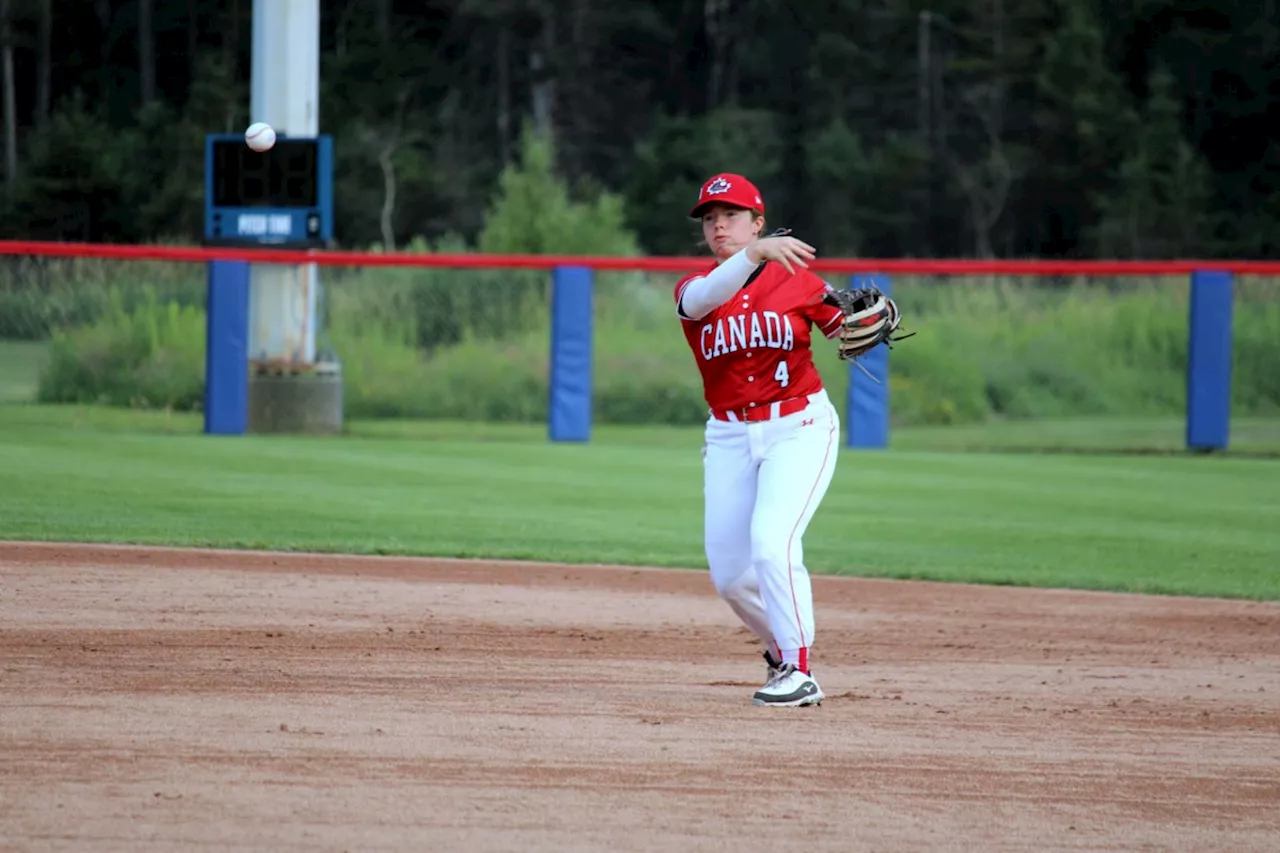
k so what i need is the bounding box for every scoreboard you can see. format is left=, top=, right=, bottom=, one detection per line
left=203, top=134, right=334, bottom=247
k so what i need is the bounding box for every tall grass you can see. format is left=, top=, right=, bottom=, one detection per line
left=321, top=267, right=1280, bottom=426
left=889, top=275, right=1197, bottom=425
left=17, top=259, right=1280, bottom=428
left=36, top=287, right=205, bottom=410
left=319, top=263, right=552, bottom=420
left=0, top=255, right=204, bottom=341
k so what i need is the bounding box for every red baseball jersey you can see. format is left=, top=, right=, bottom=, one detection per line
left=675, top=262, right=845, bottom=413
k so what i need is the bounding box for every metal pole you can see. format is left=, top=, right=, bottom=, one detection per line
left=249, top=0, right=320, bottom=369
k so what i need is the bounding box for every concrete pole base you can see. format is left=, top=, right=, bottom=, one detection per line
left=247, top=363, right=344, bottom=435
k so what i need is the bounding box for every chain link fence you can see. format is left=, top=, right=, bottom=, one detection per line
left=2, top=251, right=1278, bottom=453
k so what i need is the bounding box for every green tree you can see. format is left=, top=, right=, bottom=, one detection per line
left=803, top=118, right=929, bottom=257
left=1, top=0, right=1277, bottom=260
left=1089, top=65, right=1217, bottom=259
left=1032, top=0, right=1135, bottom=256
left=2, top=94, right=123, bottom=241
left=479, top=125, right=640, bottom=256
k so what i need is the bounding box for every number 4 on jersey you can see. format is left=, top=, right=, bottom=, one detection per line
left=774, top=360, right=789, bottom=388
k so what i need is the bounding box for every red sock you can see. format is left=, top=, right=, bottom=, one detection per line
left=780, top=647, right=809, bottom=674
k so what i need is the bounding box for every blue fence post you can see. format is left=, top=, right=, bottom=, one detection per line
left=203, top=260, right=250, bottom=436
left=548, top=265, right=594, bottom=442
left=1185, top=269, right=1234, bottom=452
left=845, top=273, right=892, bottom=449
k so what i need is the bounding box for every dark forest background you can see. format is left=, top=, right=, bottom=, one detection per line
left=0, top=0, right=1277, bottom=259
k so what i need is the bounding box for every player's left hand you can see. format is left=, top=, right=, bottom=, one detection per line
left=824, top=286, right=916, bottom=361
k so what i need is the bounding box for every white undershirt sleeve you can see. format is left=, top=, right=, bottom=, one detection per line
left=676, top=249, right=761, bottom=320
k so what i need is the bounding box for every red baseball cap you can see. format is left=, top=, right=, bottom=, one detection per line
left=689, top=173, right=765, bottom=218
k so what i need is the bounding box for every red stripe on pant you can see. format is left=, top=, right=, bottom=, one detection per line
left=782, top=647, right=810, bottom=674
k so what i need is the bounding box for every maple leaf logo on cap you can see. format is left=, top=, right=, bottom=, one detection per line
left=704, top=177, right=732, bottom=197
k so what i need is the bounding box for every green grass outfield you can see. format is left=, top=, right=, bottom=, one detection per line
left=1, top=404, right=1278, bottom=600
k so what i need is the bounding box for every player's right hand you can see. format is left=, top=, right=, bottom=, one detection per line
left=746, top=235, right=817, bottom=274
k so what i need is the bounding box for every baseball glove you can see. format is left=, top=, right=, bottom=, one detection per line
left=823, top=285, right=915, bottom=362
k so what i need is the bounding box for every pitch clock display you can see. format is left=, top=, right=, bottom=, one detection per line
left=203, top=133, right=333, bottom=247
left=211, top=138, right=319, bottom=208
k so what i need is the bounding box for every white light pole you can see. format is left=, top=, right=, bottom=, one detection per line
left=248, top=0, right=320, bottom=369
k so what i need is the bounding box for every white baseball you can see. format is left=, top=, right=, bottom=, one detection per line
left=245, top=122, right=276, bottom=152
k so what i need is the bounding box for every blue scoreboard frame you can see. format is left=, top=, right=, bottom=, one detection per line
left=203, top=133, right=334, bottom=248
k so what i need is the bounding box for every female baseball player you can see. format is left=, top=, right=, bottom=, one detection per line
left=674, top=173, right=847, bottom=707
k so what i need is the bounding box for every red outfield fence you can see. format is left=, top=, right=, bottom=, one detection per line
left=4, top=240, right=1280, bottom=276
left=2, top=240, right=1274, bottom=451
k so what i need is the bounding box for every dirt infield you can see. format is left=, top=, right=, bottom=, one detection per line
left=1, top=542, right=1278, bottom=852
